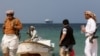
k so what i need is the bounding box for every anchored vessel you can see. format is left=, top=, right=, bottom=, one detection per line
left=45, top=19, right=53, bottom=24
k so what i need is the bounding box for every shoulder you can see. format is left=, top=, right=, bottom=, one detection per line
left=88, top=18, right=96, bottom=23
left=34, top=30, right=37, bottom=32
left=63, top=28, right=67, bottom=31
left=14, top=18, right=20, bottom=21
left=4, top=18, right=9, bottom=23
left=88, top=18, right=94, bottom=22
left=13, top=17, right=21, bottom=23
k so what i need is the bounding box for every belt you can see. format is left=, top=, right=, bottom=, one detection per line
left=92, top=36, right=98, bottom=39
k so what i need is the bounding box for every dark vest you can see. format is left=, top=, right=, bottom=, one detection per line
left=60, top=25, right=75, bottom=46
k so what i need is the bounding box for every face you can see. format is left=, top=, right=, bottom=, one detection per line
left=84, top=12, right=89, bottom=20
left=6, top=14, right=14, bottom=20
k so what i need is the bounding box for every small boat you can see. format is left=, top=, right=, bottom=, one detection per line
left=17, top=39, right=55, bottom=56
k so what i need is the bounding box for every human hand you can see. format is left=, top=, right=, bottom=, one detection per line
left=81, top=25, right=85, bottom=33
left=13, top=26, right=17, bottom=29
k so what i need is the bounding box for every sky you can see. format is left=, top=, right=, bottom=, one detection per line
left=0, top=0, right=100, bottom=23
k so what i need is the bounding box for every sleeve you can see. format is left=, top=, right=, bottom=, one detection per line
left=85, top=19, right=96, bottom=36
left=14, top=19, right=23, bottom=30
left=62, top=28, right=67, bottom=34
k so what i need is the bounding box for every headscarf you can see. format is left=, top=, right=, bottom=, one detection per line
left=85, top=10, right=96, bottom=22
left=6, top=10, right=14, bottom=14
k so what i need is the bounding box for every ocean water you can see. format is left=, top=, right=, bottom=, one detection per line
left=0, top=23, right=100, bottom=56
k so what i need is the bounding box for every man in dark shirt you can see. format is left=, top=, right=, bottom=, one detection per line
left=59, top=19, right=75, bottom=56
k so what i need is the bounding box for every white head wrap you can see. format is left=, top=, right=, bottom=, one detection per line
left=6, top=10, right=14, bottom=14
left=85, top=11, right=94, bottom=17
left=30, top=26, right=35, bottom=29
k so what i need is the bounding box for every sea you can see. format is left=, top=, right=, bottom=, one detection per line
left=0, top=23, right=100, bottom=56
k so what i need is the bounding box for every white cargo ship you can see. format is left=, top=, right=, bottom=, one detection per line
left=45, top=19, right=53, bottom=24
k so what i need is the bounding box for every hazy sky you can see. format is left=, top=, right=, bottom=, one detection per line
left=0, top=0, right=100, bottom=23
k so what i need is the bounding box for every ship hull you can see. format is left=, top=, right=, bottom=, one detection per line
left=17, top=41, right=54, bottom=56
